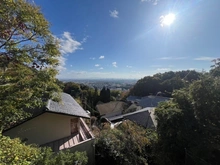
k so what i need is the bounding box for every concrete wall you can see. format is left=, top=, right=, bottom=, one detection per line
left=4, top=112, right=77, bottom=145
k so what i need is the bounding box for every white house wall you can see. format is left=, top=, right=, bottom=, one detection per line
left=4, top=112, right=77, bottom=145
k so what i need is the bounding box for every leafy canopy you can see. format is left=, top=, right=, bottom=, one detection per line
left=95, top=120, right=151, bottom=165
left=0, top=0, right=61, bottom=130
left=154, top=71, right=220, bottom=165
left=0, top=134, right=88, bottom=165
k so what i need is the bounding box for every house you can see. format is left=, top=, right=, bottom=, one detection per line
left=127, top=95, right=170, bottom=108
left=3, top=93, right=95, bottom=164
left=126, top=95, right=142, bottom=102
left=139, top=96, right=170, bottom=108
left=96, top=101, right=128, bottom=118
left=106, top=107, right=157, bottom=129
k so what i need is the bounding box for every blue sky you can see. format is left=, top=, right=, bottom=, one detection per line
left=34, top=0, right=220, bottom=79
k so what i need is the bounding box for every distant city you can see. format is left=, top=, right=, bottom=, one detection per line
left=60, top=78, right=138, bottom=91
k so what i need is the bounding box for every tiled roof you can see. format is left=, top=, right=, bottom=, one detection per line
left=46, top=93, right=90, bottom=118
left=107, top=107, right=153, bottom=121
left=138, top=96, right=170, bottom=108
left=126, top=96, right=142, bottom=102
left=107, top=107, right=157, bottom=128
left=96, top=101, right=127, bottom=116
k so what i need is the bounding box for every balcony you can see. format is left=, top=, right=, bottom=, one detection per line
left=41, top=117, right=94, bottom=152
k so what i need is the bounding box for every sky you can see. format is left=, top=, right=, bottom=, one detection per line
left=33, top=0, right=220, bottom=79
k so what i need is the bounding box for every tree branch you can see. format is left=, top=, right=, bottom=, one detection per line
left=13, top=33, right=36, bottom=45
left=0, top=26, right=19, bottom=49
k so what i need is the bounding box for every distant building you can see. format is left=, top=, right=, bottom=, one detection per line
left=106, top=107, right=157, bottom=129
left=96, top=101, right=127, bottom=118
left=127, top=95, right=170, bottom=108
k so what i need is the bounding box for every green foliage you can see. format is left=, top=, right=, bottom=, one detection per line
left=154, top=73, right=220, bottom=165
left=95, top=120, right=152, bottom=165
left=0, top=0, right=61, bottom=130
left=210, top=58, right=220, bottom=77
left=38, top=148, right=88, bottom=165
left=63, top=82, right=81, bottom=97
left=63, top=82, right=100, bottom=115
left=110, top=90, right=121, bottom=101
left=0, top=134, right=88, bottom=165
left=100, top=87, right=111, bottom=103
left=0, top=134, right=40, bottom=165
left=129, top=70, right=201, bottom=97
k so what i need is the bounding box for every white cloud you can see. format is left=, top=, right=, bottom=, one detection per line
left=57, top=70, right=143, bottom=79
left=159, top=56, right=187, bottom=60
left=99, top=56, right=105, bottom=59
left=112, top=62, right=117, bottom=67
left=189, top=68, right=197, bottom=70
left=194, top=56, right=214, bottom=61
left=81, top=36, right=89, bottom=43
left=99, top=67, right=104, bottom=70
left=141, top=0, right=159, bottom=5
left=126, top=65, right=132, bottom=68
left=90, top=57, right=95, bottom=60
left=157, top=68, right=170, bottom=71
left=56, top=32, right=83, bottom=71
left=159, top=57, right=172, bottom=60
left=95, top=64, right=100, bottom=67
left=110, top=10, right=119, bottom=18
left=150, top=65, right=162, bottom=68
left=56, top=56, right=66, bottom=71
left=59, top=32, right=82, bottom=54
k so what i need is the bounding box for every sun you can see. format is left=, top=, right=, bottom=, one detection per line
left=160, top=13, right=176, bottom=27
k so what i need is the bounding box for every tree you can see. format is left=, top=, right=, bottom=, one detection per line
left=95, top=120, right=151, bottom=165
left=154, top=74, right=220, bottom=165
left=100, top=86, right=111, bottom=103
left=129, top=70, right=202, bottom=97
left=210, top=58, right=220, bottom=77
left=63, top=82, right=81, bottom=97
left=0, top=0, right=61, bottom=130
left=0, top=134, right=88, bottom=165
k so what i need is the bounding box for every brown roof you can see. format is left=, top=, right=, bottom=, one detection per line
left=96, top=101, right=127, bottom=116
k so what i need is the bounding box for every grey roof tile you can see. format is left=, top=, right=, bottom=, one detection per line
left=46, top=93, right=90, bottom=118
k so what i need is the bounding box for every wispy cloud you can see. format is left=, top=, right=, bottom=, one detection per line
left=159, top=57, right=172, bottom=60
left=159, top=56, right=187, bottom=60
left=59, top=32, right=82, bottom=54
left=95, top=64, right=100, bottom=67
left=90, top=57, right=95, bottom=60
left=56, top=32, right=83, bottom=71
left=112, top=62, right=117, bottom=68
left=151, top=65, right=162, bottom=68
left=126, top=65, right=132, bottom=68
left=81, top=35, right=89, bottom=43
left=110, top=10, right=119, bottom=18
left=99, top=67, right=104, bottom=70
left=157, top=68, right=170, bottom=71
left=57, top=70, right=143, bottom=79
left=99, top=56, right=105, bottom=59
left=194, top=56, right=214, bottom=61
left=56, top=56, right=66, bottom=71
left=141, top=0, right=159, bottom=5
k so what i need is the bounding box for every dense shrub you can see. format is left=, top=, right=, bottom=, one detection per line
left=0, top=134, right=88, bottom=165
left=95, top=120, right=153, bottom=165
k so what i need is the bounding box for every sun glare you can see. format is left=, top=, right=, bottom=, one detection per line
left=160, top=13, right=176, bottom=27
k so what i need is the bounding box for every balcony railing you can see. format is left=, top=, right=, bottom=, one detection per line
left=41, top=117, right=94, bottom=152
